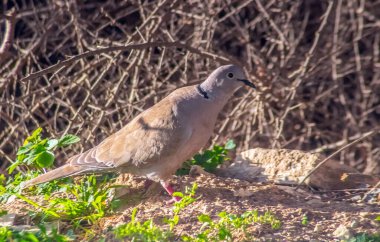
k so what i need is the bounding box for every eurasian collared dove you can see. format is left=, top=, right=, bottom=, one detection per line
left=24, top=64, right=256, bottom=201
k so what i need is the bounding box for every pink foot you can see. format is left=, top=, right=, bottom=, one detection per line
left=160, top=181, right=182, bottom=202
left=165, top=196, right=181, bottom=205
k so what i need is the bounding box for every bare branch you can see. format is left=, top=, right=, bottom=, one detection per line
left=0, top=8, right=16, bottom=62
left=20, top=42, right=230, bottom=82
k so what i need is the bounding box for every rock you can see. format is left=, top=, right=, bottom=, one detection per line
left=349, top=220, right=359, bottom=228
left=0, top=213, right=16, bottom=226
left=233, top=188, right=254, bottom=197
left=215, top=159, right=264, bottom=182
left=333, top=224, right=352, bottom=240
left=350, top=195, right=362, bottom=202
left=314, top=223, right=322, bottom=232
left=11, top=221, right=61, bottom=233
left=217, top=148, right=379, bottom=191
left=201, top=205, right=209, bottom=213
left=359, top=212, right=370, bottom=217
left=277, top=185, right=315, bottom=199
left=306, top=198, right=323, bottom=205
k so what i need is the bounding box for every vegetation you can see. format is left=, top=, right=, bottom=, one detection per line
left=114, top=183, right=282, bottom=242
left=348, top=233, right=380, bottom=242
left=1, top=129, right=282, bottom=241
left=183, top=210, right=281, bottom=241
left=35, top=175, right=117, bottom=226
left=0, top=225, right=72, bottom=242
left=0, top=128, right=118, bottom=240
left=177, top=140, right=236, bottom=175
left=1, top=1, right=379, bottom=240
left=1, top=129, right=377, bottom=241
left=114, top=208, right=174, bottom=242
left=301, top=214, right=309, bottom=226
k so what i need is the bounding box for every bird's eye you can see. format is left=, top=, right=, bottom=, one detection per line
left=227, top=72, right=234, bottom=78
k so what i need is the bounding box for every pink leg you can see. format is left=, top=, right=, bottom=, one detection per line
left=160, top=181, right=181, bottom=202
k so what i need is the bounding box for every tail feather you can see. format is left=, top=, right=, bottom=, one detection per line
left=24, top=164, right=86, bottom=188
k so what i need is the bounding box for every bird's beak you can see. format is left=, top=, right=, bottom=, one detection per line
left=237, top=79, right=256, bottom=89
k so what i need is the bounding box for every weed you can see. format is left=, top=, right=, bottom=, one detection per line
left=177, top=140, right=236, bottom=175
left=114, top=208, right=174, bottom=242
left=114, top=183, right=198, bottom=241
left=301, top=214, right=308, bottom=226
left=0, top=225, right=72, bottom=242
left=183, top=210, right=281, bottom=241
left=0, top=128, right=79, bottom=203
left=38, top=175, right=116, bottom=226
left=0, top=209, right=7, bottom=217
left=8, top=127, right=80, bottom=174
left=347, top=233, right=380, bottom=242
left=164, top=183, right=198, bottom=230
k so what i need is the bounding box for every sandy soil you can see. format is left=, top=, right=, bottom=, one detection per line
left=2, top=174, right=379, bottom=241
left=104, top=175, right=380, bottom=241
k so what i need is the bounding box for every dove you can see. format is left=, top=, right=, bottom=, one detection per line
left=24, top=64, right=256, bottom=201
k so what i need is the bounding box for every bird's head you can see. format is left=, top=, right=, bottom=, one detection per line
left=204, top=64, right=256, bottom=93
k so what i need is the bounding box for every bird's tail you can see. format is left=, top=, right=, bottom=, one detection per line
left=24, top=164, right=86, bottom=188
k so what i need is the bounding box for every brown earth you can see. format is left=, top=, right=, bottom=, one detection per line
left=3, top=175, right=379, bottom=241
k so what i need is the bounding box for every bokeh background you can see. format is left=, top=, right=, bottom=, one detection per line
left=1, top=0, right=379, bottom=175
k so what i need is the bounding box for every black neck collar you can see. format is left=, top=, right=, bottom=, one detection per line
left=196, top=84, right=209, bottom=99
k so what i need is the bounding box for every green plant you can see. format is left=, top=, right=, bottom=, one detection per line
left=0, top=225, right=72, bottom=242
left=301, top=214, right=308, bottom=226
left=1, top=128, right=119, bottom=240
left=41, top=175, right=116, bottom=226
left=0, top=172, right=32, bottom=203
left=0, top=209, right=7, bottom=217
left=114, top=183, right=198, bottom=241
left=164, top=183, right=198, bottom=230
left=8, top=127, right=80, bottom=174
left=177, top=140, right=236, bottom=175
left=347, top=233, right=380, bottom=242
left=0, top=171, right=72, bottom=203
left=183, top=210, right=281, bottom=241
left=114, top=208, right=173, bottom=242
left=0, top=128, right=79, bottom=203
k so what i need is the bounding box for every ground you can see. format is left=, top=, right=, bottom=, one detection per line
left=1, top=174, right=379, bottom=241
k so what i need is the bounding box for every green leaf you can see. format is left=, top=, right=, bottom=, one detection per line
left=16, top=142, right=34, bottom=155
left=0, top=210, right=7, bottom=217
left=35, top=151, right=55, bottom=168
left=29, top=143, right=47, bottom=156
left=376, top=215, right=380, bottom=221
left=111, top=199, right=121, bottom=211
left=58, top=134, right=80, bottom=147
left=218, top=227, right=231, bottom=240
left=224, top=139, right=236, bottom=150
left=198, top=214, right=212, bottom=223
left=172, top=192, right=184, bottom=198
left=47, top=139, right=59, bottom=150
left=24, top=127, right=43, bottom=145
left=7, top=160, right=22, bottom=174
left=301, top=215, right=308, bottom=226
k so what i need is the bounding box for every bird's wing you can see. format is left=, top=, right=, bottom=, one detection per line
left=69, top=95, right=192, bottom=170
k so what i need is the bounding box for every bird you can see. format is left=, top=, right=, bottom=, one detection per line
left=24, top=64, right=256, bottom=201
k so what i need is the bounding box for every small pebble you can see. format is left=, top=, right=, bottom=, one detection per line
left=333, top=224, right=352, bottom=240
left=314, top=223, right=322, bottom=232
left=349, top=220, right=359, bottom=228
